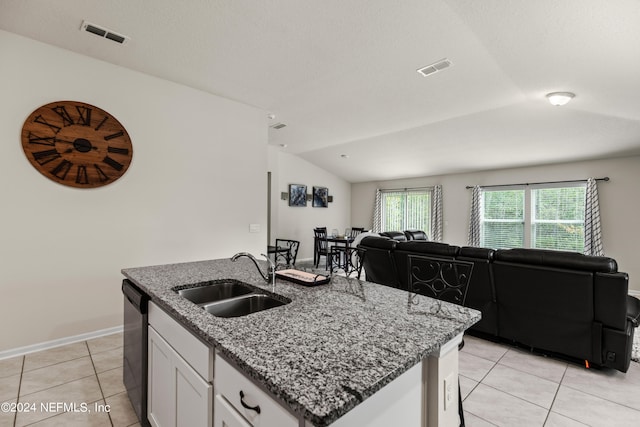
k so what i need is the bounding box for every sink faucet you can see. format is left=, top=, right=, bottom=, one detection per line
left=231, top=252, right=276, bottom=290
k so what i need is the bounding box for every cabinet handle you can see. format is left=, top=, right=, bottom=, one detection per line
left=239, top=390, right=261, bottom=414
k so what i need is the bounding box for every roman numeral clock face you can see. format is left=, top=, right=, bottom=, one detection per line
left=21, top=101, right=133, bottom=188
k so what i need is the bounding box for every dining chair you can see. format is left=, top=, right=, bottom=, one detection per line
left=313, top=228, right=330, bottom=269
left=330, top=246, right=365, bottom=278
left=407, top=254, right=474, bottom=427
left=274, top=239, right=300, bottom=266
left=349, top=227, right=365, bottom=238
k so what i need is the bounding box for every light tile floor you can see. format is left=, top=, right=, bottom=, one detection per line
left=0, top=332, right=138, bottom=427
left=460, top=334, right=640, bottom=426
left=2, top=331, right=639, bottom=427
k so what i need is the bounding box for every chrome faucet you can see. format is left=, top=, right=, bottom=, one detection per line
left=231, top=252, right=276, bottom=290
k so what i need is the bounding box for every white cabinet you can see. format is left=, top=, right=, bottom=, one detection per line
left=214, top=354, right=298, bottom=427
left=148, top=302, right=213, bottom=427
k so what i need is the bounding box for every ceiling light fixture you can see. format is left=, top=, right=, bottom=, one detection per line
left=546, top=92, right=575, bottom=106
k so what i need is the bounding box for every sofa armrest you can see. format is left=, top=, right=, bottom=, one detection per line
left=594, top=272, right=629, bottom=330
left=627, top=295, right=640, bottom=327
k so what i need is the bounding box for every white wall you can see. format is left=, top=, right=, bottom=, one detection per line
left=0, top=31, right=268, bottom=351
left=268, top=148, right=351, bottom=262
left=351, top=156, right=640, bottom=292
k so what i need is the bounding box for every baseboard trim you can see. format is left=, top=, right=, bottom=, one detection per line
left=0, top=325, right=123, bottom=361
left=630, top=290, right=640, bottom=298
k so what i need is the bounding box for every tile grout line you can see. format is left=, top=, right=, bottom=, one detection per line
left=467, top=346, right=569, bottom=385
left=558, top=380, right=640, bottom=414
left=460, top=354, right=501, bottom=427
left=18, top=342, right=110, bottom=426
left=15, top=354, right=74, bottom=427
left=85, top=340, right=115, bottom=427
left=541, top=363, right=567, bottom=426
left=465, top=349, right=557, bottom=425
left=12, top=355, right=25, bottom=427
left=460, top=351, right=508, bottom=425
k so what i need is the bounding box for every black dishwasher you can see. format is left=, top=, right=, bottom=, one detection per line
left=122, top=279, right=150, bottom=427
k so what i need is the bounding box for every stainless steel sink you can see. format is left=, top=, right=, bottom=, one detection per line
left=176, top=280, right=254, bottom=305
left=174, top=279, right=289, bottom=317
left=203, top=294, right=287, bottom=318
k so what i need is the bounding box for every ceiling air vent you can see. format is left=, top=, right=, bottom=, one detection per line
left=270, top=123, right=287, bottom=130
left=80, top=20, right=129, bottom=44
left=417, top=58, right=451, bottom=77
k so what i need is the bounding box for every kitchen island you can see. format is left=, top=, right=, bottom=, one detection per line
left=122, top=257, right=480, bottom=427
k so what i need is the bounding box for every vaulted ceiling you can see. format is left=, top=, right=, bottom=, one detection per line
left=2, top=0, right=639, bottom=182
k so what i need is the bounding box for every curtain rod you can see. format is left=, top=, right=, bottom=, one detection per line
left=465, top=177, right=609, bottom=190
left=379, top=186, right=434, bottom=192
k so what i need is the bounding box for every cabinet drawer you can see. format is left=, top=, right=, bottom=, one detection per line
left=215, top=355, right=298, bottom=427
left=214, top=394, right=252, bottom=427
left=148, top=301, right=213, bottom=381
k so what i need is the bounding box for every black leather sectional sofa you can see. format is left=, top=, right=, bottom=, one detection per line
left=358, top=235, right=640, bottom=373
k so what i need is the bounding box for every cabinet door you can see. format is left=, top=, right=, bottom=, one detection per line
left=175, top=351, right=212, bottom=427
left=148, top=326, right=175, bottom=427
left=148, top=326, right=212, bottom=427
left=214, top=394, right=252, bottom=427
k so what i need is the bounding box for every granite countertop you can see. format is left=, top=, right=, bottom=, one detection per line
left=122, top=258, right=481, bottom=426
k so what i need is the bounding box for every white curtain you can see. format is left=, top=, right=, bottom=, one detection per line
left=584, top=178, right=604, bottom=256
left=372, top=188, right=382, bottom=233
left=431, top=185, right=443, bottom=241
left=468, top=185, right=482, bottom=246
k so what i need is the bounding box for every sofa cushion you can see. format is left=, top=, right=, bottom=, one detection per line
left=359, top=236, right=396, bottom=249
left=379, top=231, right=407, bottom=241
left=358, top=237, right=399, bottom=288
left=495, top=248, right=618, bottom=273
left=404, top=230, right=429, bottom=241
left=396, top=241, right=459, bottom=257
left=459, top=246, right=495, bottom=261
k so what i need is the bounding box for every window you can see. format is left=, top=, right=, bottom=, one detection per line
left=531, top=186, right=585, bottom=252
left=481, top=189, right=524, bottom=249
left=480, top=184, right=586, bottom=252
left=380, top=189, right=432, bottom=235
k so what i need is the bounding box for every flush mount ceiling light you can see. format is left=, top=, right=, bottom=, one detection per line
left=546, top=92, right=575, bottom=106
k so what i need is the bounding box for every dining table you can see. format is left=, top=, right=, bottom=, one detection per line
left=315, top=235, right=355, bottom=271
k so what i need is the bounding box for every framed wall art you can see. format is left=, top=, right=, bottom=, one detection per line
left=312, top=186, right=329, bottom=208
left=289, top=184, right=307, bottom=207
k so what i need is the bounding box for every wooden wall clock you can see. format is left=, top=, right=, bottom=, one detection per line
left=21, top=101, right=133, bottom=188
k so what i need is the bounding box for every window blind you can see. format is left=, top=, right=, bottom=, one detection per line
left=532, top=186, right=586, bottom=252
left=479, top=184, right=587, bottom=252
left=481, top=189, right=525, bottom=249
left=381, top=190, right=432, bottom=235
